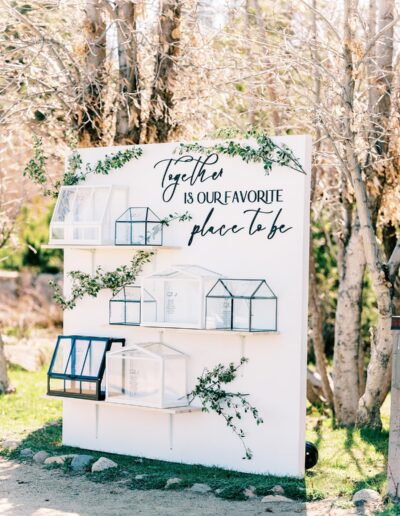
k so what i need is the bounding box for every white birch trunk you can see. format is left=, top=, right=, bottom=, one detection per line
left=0, top=334, right=11, bottom=394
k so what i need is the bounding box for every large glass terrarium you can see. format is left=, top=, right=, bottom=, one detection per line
left=47, top=335, right=125, bottom=400
left=106, top=342, right=188, bottom=408
left=49, top=185, right=128, bottom=245
left=109, top=285, right=156, bottom=326
left=205, top=279, right=278, bottom=332
left=141, top=265, right=222, bottom=329
left=115, top=207, right=163, bottom=246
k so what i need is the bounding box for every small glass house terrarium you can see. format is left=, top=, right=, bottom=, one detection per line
left=109, top=285, right=156, bottom=326
left=47, top=335, right=125, bottom=400
left=106, top=342, right=188, bottom=408
left=141, top=265, right=222, bottom=329
left=49, top=185, right=128, bottom=245
left=115, top=207, right=163, bottom=246
left=205, top=279, right=278, bottom=332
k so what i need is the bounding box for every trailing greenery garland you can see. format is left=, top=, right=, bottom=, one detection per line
left=187, top=357, right=263, bottom=460
left=23, top=135, right=142, bottom=198
left=176, top=130, right=305, bottom=175
left=51, top=251, right=152, bottom=310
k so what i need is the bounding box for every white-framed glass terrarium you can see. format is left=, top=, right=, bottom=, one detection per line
left=49, top=185, right=128, bottom=245
left=106, top=342, right=188, bottom=408
left=141, top=265, right=222, bottom=329
left=205, top=279, right=278, bottom=332
left=115, top=207, right=163, bottom=246
left=109, top=285, right=157, bottom=326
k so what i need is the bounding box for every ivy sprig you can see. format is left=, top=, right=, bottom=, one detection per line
left=187, top=357, right=263, bottom=460
left=50, top=251, right=152, bottom=310
left=175, top=131, right=305, bottom=175
left=24, top=134, right=143, bottom=198
left=160, top=211, right=193, bottom=226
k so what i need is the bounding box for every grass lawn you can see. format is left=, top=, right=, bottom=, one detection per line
left=0, top=364, right=394, bottom=507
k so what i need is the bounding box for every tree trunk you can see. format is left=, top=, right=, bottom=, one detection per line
left=75, top=0, right=106, bottom=146
left=114, top=0, right=141, bottom=144
left=144, top=0, right=182, bottom=143
left=333, top=221, right=366, bottom=424
left=0, top=334, right=11, bottom=394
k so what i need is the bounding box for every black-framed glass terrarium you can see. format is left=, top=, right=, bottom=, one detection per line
left=115, top=207, right=163, bottom=246
left=109, top=285, right=157, bottom=326
left=205, top=279, right=278, bottom=332
left=47, top=336, right=125, bottom=400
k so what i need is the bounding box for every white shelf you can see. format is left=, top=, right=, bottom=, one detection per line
left=42, top=244, right=180, bottom=251
left=43, top=395, right=201, bottom=414
left=122, top=326, right=280, bottom=336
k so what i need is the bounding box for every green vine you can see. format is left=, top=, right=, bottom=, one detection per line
left=24, top=134, right=142, bottom=198
left=50, top=251, right=152, bottom=310
left=160, top=211, right=193, bottom=226
left=176, top=131, right=305, bottom=175
left=187, top=357, right=263, bottom=460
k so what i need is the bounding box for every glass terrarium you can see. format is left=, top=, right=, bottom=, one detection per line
left=49, top=185, right=128, bottom=245
left=141, top=265, right=222, bottom=329
left=106, top=342, right=188, bottom=408
left=205, top=279, right=278, bottom=332
left=109, top=285, right=156, bottom=326
left=115, top=207, right=163, bottom=246
left=47, top=335, right=125, bottom=400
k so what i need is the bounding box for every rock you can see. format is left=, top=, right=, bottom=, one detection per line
left=244, top=485, right=257, bottom=498
left=261, top=495, right=294, bottom=503
left=215, top=488, right=224, bottom=495
left=70, top=454, right=94, bottom=472
left=190, top=483, right=212, bottom=494
left=44, top=454, right=77, bottom=465
left=20, top=448, right=34, bottom=458
left=33, top=451, right=50, bottom=464
left=165, top=477, right=182, bottom=489
left=352, top=489, right=382, bottom=504
left=272, top=485, right=285, bottom=495
left=134, top=474, right=146, bottom=480
left=91, top=457, right=118, bottom=473
left=1, top=439, right=19, bottom=450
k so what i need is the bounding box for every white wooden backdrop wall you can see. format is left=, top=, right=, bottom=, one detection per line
left=61, top=136, right=311, bottom=476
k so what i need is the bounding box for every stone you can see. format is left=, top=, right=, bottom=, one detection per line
left=189, top=483, right=212, bottom=494
left=33, top=451, right=50, bottom=464
left=215, top=488, right=224, bottom=495
left=244, top=485, right=257, bottom=498
left=91, top=457, right=118, bottom=473
left=165, top=477, right=182, bottom=489
left=134, top=474, right=146, bottom=480
left=352, top=489, right=382, bottom=504
left=19, top=448, right=34, bottom=458
left=261, top=495, right=294, bottom=503
left=70, top=454, right=94, bottom=472
left=44, top=454, right=77, bottom=465
left=272, top=485, right=285, bottom=495
left=1, top=440, right=19, bottom=450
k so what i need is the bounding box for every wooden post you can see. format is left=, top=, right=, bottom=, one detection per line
left=387, top=316, right=400, bottom=497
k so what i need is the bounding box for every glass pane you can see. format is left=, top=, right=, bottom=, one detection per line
left=124, top=286, right=141, bottom=301
left=206, top=298, right=232, bottom=329
left=164, top=280, right=199, bottom=325
left=51, top=227, right=64, bottom=240
left=130, top=208, right=147, bottom=221
left=65, top=379, right=81, bottom=394
left=81, top=339, right=107, bottom=378
left=50, top=337, right=73, bottom=375
left=110, top=301, right=125, bottom=324
left=146, top=222, right=162, bottom=245
left=73, top=189, right=92, bottom=221
left=107, top=355, right=161, bottom=407
left=221, top=279, right=260, bottom=298
left=147, top=208, right=161, bottom=222
left=251, top=298, right=277, bottom=331
left=253, top=281, right=276, bottom=299
left=72, top=226, right=98, bottom=241
left=126, top=302, right=140, bottom=325
left=49, top=378, right=65, bottom=393
left=164, top=357, right=186, bottom=407
left=131, top=223, right=146, bottom=245
left=53, top=189, right=75, bottom=222
left=81, top=381, right=97, bottom=396
left=207, top=280, right=231, bottom=298
left=117, top=209, right=131, bottom=222
left=115, top=222, right=130, bottom=244
left=92, top=188, right=109, bottom=220
left=70, top=338, right=91, bottom=376
left=232, top=299, right=251, bottom=331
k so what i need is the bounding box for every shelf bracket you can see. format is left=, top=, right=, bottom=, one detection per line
left=240, top=335, right=246, bottom=377
left=95, top=403, right=99, bottom=439
left=169, top=414, right=174, bottom=450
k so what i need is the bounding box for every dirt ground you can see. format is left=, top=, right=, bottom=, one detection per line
left=0, top=458, right=380, bottom=516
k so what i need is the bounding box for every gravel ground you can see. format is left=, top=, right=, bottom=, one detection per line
left=0, top=458, right=380, bottom=516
